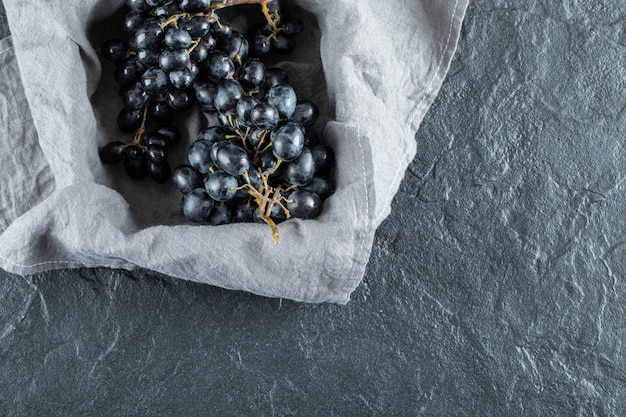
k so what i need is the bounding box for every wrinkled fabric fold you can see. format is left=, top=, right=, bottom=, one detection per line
left=0, top=0, right=468, bottom=303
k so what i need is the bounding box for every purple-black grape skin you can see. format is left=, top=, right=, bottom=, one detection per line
left=173, top=165, right=204, bottom=194
left=115, top=60, right=142, bottom=87
left=202, top=51, right=235, bottom=83
left=154, top=125, right=179, bottom=144
left=193, top=81, right=218, bottom=112
left=208, top=203, right=232, bottom=226
left=290, top=101, right=319, bottom=127
left=142, top=67, right=171, bottom=94
left=188, top=139, right=215, bottom=174
left=197, top=126, right=226, bottom=146
left=117, top=108, right=143, bottom=132
left=102, top=39, right=129, bottom=64
left=179, top=0, right=212, bottom=13
left=286, top=190, right=323, bottom=219
left=159, top=49, right=190, bottom=72
left=214, top=79, right=245, bottom=116
left=183, top=188, right=214, bottom=223
left=99, top=141, right=126, bottom=164
left=302, top=176, right=334, bottom=201
left=270, top=122, right=305, bottom=162
left=204, top=171, right=239, bottom=201
left=212, top=142, right=251, bottom=177
left=122, top=82, right=149, bottom=110
left=311, top=144, right=335, bottom=175
left=283, top=147, right=316, bottom=186
left=146, top=144, right=168, bottom=165
left=148, top=161, right=172, bottom=183
left=266, top=84, right=297, bottom=119
left=263, top=68, right=289, bottom=90
left=125, top=155, right=148, bottom=179
left=250, top=102, right=279, bottom=130
left=164, top=28, right=193, bottom=49
left=236, top=96, right=261, bottom=127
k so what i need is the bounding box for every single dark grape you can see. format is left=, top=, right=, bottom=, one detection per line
left=145, top=0, right=170, bottom=6
left=217, top=30, right=249, bottom=62
left=126, top=0, right=150, bottom=13
left=204, top=171, right=239, bottom=201
left=125, top=155, right=148, bottom=179
left=302, top=176, right=334, bottom=201
left=250, top=102, right=279, bottom=130
left=159, top=49, right=190, bottom=72
left=214, top=79, right=245, bottom=116
left=213, top=21, right=232, bottom=38
left=264, top=68, right=289, bottom=90
left=101, top=39, right=129, bottom=64
left=134, top=21, right=164, bottom=50
left=242, top=167, right=263, bottom=188
left=136, top=48, right=160, bottom=67
left=142, top=67, right=171, bottom=94
left=202, top=51, right=235, bottom=83
left=189, top=39, right=210, bottom=62
left=303, top=129, right=320, bottom=147
left=248, top=33, right=271, bottom=57
left=283, top=147, right=315, bottom=186
left=311, top=144, right=335, bottom=174
left=141, top=132, right=169, bottom=148
left=197, top=126, right=226, bottom=146
left=124, top=144, right=143, bottom=160
left=179, top=0, right=211, bottom=13
left=166, top=89, right=194, bottom=112
left=212, top=142, right=250, bottom=177
left=282, top=18, right=304, bottom=37
left=239, top=58, right=266, bottom=91
left=290, top=101, right=319, bottom=127
left=122, top=82, right=149, bottom=110
left=123, top=12, right=145, bottom=33
left=266, top=84, right=297, bottom=118
left=117, top=108, right=143, bottom=132
left=258, top=149, right=281, bottom=177
left=246, top=129, right=266, bottom=148
left=270, top=122, right=304, bottom=161
left=146, top=144, right=168, bottom=165
left=114, top=60, right=142, bottom=87
left=149, top=99, right=175, bottom=121
left=286, top=190, right=322, bottom=219
left=233, top=204, right=255, bottom=223
left=153, top=3, right=181, bottom=18
left=164, top=28, right=193, bottom=49
left=188, top=139, right=215, bottom=174
left=180, top=15, right=211, bottom=38
left=173, top=165, right=204, bottom=194
left=193, top=81, right=218, bottom=112
left=182, top=188, right=214, bottom=223
left=208, top=203, right=232, bottom=226
left=99, top=141, right=126, bottom=164
left=148, top=161, right=172, bottom=183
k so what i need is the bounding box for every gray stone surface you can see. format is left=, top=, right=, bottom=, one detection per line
left=1, top=0, right=625, bottom=415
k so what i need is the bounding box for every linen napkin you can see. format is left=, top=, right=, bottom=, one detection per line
left=0, top=0, right=468, bottom=303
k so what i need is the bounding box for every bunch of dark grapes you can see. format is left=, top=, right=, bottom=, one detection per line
left=99, top=0, right=334, bottom=242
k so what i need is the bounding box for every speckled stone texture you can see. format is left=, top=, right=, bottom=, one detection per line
left=0, top=0, right=624, bottom=415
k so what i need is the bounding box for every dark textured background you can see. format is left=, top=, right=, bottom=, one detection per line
left=1, top=1, right=625, bottom=415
